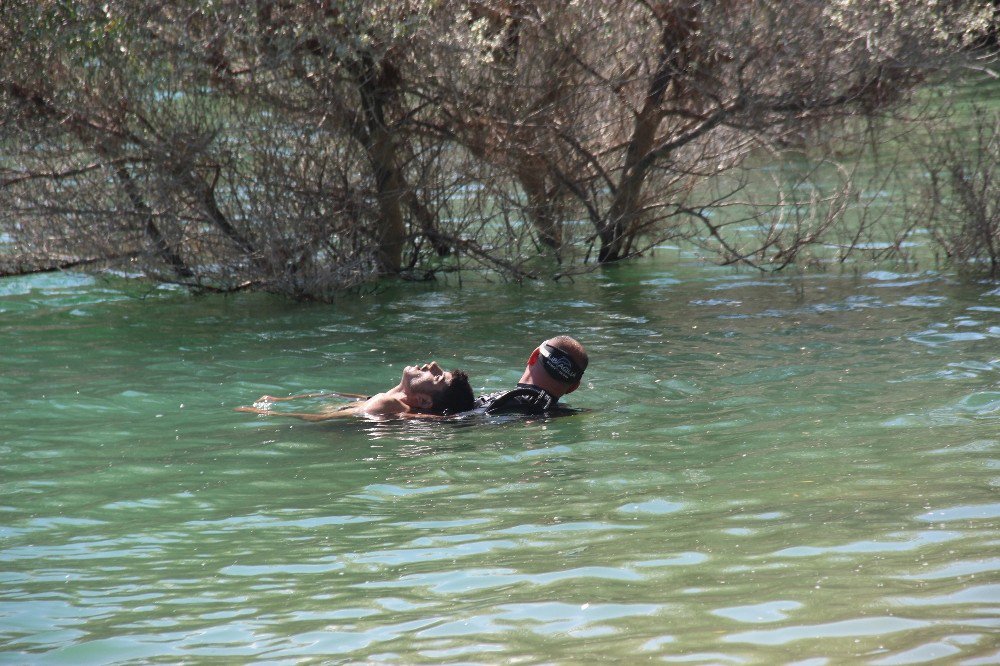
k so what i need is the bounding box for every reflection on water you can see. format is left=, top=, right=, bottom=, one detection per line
left=1, top=262, right=998, bottom=663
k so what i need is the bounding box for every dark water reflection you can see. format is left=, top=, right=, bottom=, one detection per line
left=1, top=261, right=998, bottom=663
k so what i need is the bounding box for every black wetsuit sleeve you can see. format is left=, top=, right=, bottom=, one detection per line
left=483, top=387, right=555, bottom=415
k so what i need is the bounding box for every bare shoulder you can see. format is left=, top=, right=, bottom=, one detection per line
left=360, top=392, right=406, bottom=416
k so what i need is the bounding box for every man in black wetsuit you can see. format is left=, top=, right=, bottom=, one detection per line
left=477, top=335, right=589, bottom=415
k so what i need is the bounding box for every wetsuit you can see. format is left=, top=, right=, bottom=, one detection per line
left=474, top=383, right=559, bottom=415
left=477, top=344, right=585, bottom=416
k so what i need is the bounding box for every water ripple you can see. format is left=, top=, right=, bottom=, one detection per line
left=353, top=539, right=520, bottom=566
left=724, top=617, right=929, bottom=645
left=617, top=499, right=686, bottom=515
left=633, top=552, right=711, bottom=568
left=772, top=530, right=961, bottom=557
left=711, top=600, right=803, bottom=623
left=916, top=503, right=1000, bottom=522
left=871, top=636, right=985, bottom=665
left=5, top=262, right=1000, bottom=663
left=890, top=584, right=1000, bottom=607
left=420, top=601, right=663, bottom=638
left=893, top=558, right=1000, bottom=580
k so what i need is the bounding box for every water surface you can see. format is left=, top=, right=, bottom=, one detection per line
left=2, top=259, right=998, bottom=663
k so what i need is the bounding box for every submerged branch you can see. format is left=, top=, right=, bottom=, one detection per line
left=0, top=252, right=139, bottom=278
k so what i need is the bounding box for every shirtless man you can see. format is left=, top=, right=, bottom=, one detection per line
left=477, top=335, right=589, bottom=414
left=237, top=361, right=475, bottom=420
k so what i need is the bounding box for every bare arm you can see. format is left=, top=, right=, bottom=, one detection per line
left=237, top=391, right=434, bottom=420
left=254, top=391, right=369, bottom=403
left=235, top=404, right=362, bottom=421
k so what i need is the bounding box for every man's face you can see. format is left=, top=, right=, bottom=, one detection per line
left=401, top=361, right=451, bottom=399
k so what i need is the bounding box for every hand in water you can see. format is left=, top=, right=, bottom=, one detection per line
left=250, top=395, right=278, bottom=409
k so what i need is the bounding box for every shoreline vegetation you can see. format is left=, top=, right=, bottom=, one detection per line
left=1, top=1, right=998, bottom=299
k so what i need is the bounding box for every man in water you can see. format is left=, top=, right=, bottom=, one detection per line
left=477, top=335, right=589, bottom=414
left=237, top=361, right=475, bottom=420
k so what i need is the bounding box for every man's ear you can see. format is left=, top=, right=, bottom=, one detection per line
left=565, top=380, right=580, bottom=394
left=528, top=348, right=540, bottom=366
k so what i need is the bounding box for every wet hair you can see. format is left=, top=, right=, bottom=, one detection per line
left=430, top=370, right=475, bottom=414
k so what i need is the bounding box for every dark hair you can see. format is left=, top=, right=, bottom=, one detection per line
left=431, top=370, right=475, bottom=414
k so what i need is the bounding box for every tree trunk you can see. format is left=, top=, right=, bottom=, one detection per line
left=600, top=109, right=662, bottom=262
left=598, top=6, right=699, bottom=262
left=515, top=163, right=562, bottom=252
left=110, top=162, right=194, bottom=279
left=369, top=129, right=406, bottom=274
left=355, top=55, right=406, bottom=275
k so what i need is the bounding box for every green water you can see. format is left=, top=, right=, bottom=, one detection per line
left=2, top=258, right=998, bottom=664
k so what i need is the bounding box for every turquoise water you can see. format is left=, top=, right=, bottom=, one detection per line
left=2, top=259, right=999, bottom=663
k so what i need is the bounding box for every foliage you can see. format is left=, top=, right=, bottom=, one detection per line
left=917, top=104, right=1000, bottom=276
left=0, top=0, right=994, bottom=298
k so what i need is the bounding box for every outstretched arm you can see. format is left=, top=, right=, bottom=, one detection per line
left=235, top=405, right=361, bottom=421
left=254, top=391, right=368, bottom=403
